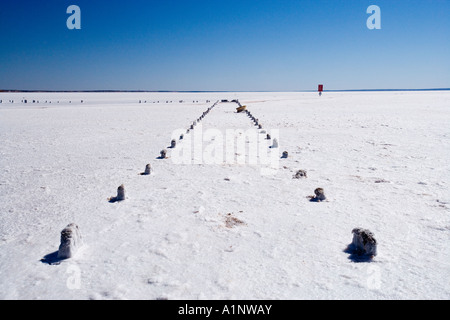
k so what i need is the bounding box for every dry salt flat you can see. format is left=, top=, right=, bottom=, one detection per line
left=0, top=91, right=449, bottom=300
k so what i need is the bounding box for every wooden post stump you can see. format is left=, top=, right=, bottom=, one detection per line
left=57, top=223, right=83, bottom=260
left=351, top=228, right=377, bottom=257
left=141, top=164, right=152, bottom=175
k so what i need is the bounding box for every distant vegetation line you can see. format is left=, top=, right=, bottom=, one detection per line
left=1, top=88, right=449, bottom=93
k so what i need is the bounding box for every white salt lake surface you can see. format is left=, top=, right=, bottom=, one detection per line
left=0, top=91, right=449, bottom=300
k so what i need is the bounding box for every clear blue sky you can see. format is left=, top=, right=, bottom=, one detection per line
left=1, top=0, right=449, bottom=91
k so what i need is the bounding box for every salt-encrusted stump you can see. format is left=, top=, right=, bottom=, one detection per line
left=271, top=139, right=278, bottom=148
left=160, top=149, right=168, bottom=159
left=118, top=184, right=125, bottom=199
left=180, top=134, right=184, bottom=140
left=57, top=223, right=83, bottom=260
left=293, top=170, right=307, bottom=179
left=266, top=134, right=271, bottom=140
left=309, top=188, right=326, bottom=202
left=351, top=228, right=377, bottom=257
left=282, top=151, right=288, bottom=158
left=314, top=188, right=326, bottom=201
left=109, top=184, right=126, bottom=202
left=171, top=139, right=177, bottom=148
left=141, top=164, right=152, bottom=175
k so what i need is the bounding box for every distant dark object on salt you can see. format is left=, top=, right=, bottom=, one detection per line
left=109, top=184, right=126, bottom=203
left=116, top=184, right=126, bottom=200
left=170, top=139, right=177, bottom=148
left=140, top=164, right=152, bottom=175
left=293, top=170, right=307, bottom=179
left=282, top=151, right=288, bottom=158
left=309, top=188, right=326, bottom=202
left=270, top=139, right=278, bottom=148
left=159, top=149, right=168, bottom=159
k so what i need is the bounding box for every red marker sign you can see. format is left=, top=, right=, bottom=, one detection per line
left=318, top=84, right=324, bottom=92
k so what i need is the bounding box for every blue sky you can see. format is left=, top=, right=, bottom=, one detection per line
left=0, top=0, right=449, bottom=91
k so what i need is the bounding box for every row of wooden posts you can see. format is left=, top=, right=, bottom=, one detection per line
left=0, top=99, right=213, bottom=105
left=53, top=99, right=377, bottom=263
left=139, top=100, right=212, bottom=104
left=0, top=99, right=83, bottom=104
left=52, top=101, right=221, bottom=262
left=160, top=101, right=218, bottom=159
left=243, top=105, right=377, bottom=259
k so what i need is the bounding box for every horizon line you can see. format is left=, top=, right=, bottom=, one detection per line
left=1, top=88, right=449, bottom=93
